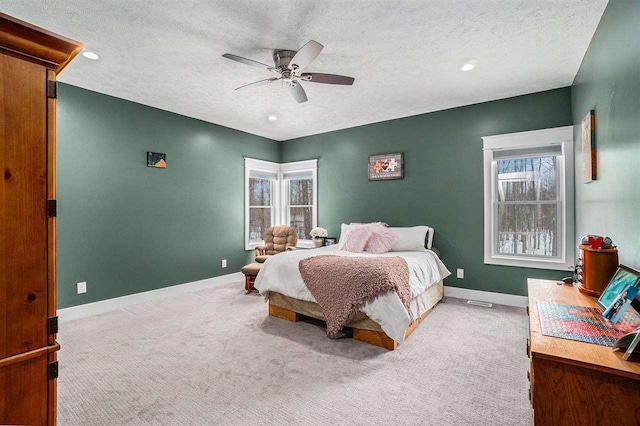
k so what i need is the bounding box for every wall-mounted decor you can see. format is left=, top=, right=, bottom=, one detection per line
left=368, top=152, right=403, bottom=181
left=581, top=110, right=596, bottom=183
left=147, top=152, right=166, bottom=168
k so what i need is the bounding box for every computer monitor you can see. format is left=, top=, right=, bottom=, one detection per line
left=596, top=264, right=640, bottom=311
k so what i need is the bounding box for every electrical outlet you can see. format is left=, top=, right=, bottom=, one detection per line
left=221, top=259, right=227, bottom=268
left=77, top=281, right=87, bottom=294
left=456, top=269, right=464, bottom=279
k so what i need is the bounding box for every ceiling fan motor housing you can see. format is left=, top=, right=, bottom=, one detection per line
left=273, top=50, right=297, bottom=70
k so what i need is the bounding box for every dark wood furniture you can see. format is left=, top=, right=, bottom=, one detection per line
left=527, top=279, right=640, bottom=425
left=0, top=13, right=81, bottom=425
left=576, top=244, right=619, bottom=296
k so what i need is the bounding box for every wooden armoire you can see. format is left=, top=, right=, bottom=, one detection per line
left=0, top=13, right=82, bottom=425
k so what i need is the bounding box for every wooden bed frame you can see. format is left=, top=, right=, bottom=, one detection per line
left=267, top=282, right=443, bottom=350
left=268, top=303, right=437, bottom=350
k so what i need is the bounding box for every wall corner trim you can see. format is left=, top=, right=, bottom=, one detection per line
left=58, top=272, right=244, bottom=322
left=444, top=285, right=528, bottom=307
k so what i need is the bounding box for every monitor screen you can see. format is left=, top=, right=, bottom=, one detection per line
left=596, top=265, right=640, bottom=311
left=633, top=287, right=640, bottom=314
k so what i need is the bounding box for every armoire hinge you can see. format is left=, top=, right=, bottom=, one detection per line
left=46, top=80, right=58, bottom=99
left=48, top=361, right=59, bottom=380
left=47, top=199, right=57, bottom=218
left=47, top=316, right=59, bottom=335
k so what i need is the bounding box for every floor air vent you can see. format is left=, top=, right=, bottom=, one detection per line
left=467, top=300, right=493, bottom=308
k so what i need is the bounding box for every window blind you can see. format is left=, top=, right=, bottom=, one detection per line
left=492, top=144, right=562, bottom=161
left=249, top=169, right=278, bottom=180
left=283, top=170, right=313, bottom=180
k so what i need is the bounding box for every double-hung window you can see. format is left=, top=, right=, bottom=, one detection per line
left=246, top=160, right=279, bottom=248
left=482, top=126, right=574, bottom=270
left=245, top=158, right=317, bottom=250
left=282, top=161, right=317, bottom=243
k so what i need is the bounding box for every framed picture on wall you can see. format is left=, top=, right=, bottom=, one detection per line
left=368, top=152, right=404, bottom=181
left=581, top=110, right=596, bottom=183
left=147, top=152, right=167, bottom=168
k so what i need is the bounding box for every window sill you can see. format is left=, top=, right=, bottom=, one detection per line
left=485, top=255, right=574, bottom=271
left=245, top=240, right=313, bottom=251
left=297, top=240, right=313, bottom=249
left=245, top=241, right=264, bottom=251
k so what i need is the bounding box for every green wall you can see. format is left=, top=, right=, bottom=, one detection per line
left=572, top=0, right=640, bottom=270
left=60, top=1, right=639, bottom=307
left=57, top=84, right=280, bottom=308
left=281, top=88, right=573, bottom=296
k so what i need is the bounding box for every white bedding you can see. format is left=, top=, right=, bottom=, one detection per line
left=254, top=245, right=451, bottom=343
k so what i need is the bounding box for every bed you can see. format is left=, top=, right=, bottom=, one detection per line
left=254, top=244, right=450, bottom=350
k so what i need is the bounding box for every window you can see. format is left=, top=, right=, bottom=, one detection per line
left=246, top=160, right=279, bottom=247
left=482, top=126, right=574, bottom=270
left=245, top=158, right=317, bottom=250
left=284, top=172, right=315, bottom=240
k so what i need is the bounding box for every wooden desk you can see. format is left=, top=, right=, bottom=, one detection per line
left=527, top=279, right=640, bottom=426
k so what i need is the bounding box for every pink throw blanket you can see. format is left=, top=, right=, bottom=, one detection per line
left=298, top=255, right=411, bottom=338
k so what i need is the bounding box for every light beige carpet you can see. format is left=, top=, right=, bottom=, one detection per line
left=57, top=282, right=530, bottom=425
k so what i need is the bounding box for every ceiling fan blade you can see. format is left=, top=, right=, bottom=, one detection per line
left=287, top=82, right=308, bottom=103
left=300, top=73, right=355, bottom=85
left=235, top=78, right=280, bottom=92
left=222, top=53, right=272, bottom=69
left=290, top=40, right=323, bottom=71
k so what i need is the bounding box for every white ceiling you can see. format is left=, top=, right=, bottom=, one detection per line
left=2, top=1, right=608, bottom=141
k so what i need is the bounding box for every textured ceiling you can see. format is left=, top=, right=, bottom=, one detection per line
left=1, top=1, right=607, bottom=141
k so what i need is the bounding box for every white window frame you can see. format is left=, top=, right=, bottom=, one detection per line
left=482, top=126, right=574, bottom=271
left=245, top=158, right=317, bottom=250
left=280, top=160, right=318, bottom=249
left=245, top=158, right=280, bottom=251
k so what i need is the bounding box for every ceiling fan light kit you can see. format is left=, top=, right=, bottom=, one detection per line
left=222, top=40, right=355, bottom=104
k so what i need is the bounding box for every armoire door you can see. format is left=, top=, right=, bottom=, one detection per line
left=0, top=50, right=51, bottom=425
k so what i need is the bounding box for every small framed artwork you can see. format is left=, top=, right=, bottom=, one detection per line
left=147, top=152, right=167, bottom=168
left=368, top=152, right=404, bottom=181
left=581, top=110, right=596, bottom=183
left=324, top=237, right=337, bottom=246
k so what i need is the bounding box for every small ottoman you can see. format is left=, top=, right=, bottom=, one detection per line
left=241, top=262, right=262, bottom=293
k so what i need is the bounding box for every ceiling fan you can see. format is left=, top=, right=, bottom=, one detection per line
left=222, top=40, right=355, bottom=104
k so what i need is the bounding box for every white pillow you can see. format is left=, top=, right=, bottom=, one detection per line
left=426, top=227, right=434, bottom=249
left=389, top=226, right=434, bottom=251
left=338, top=223, right=350, bottom=243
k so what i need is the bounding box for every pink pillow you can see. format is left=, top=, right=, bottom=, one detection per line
left=365, top=225, right=399, bottom=254
left=339, top=225, right=373, bottom=253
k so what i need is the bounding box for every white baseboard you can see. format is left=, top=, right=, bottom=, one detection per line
left=58, top=275, right=525, bottom=322
left=444, top=285, right=528, bottom=308
left=58, top=272, right=243, bottom=322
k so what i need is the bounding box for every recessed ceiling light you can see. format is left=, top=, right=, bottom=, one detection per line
left=82, top=51, right=100, bottom=60
left=459, top=60, right=478, bottom=71
left=268, top=115, right=278, bottom=121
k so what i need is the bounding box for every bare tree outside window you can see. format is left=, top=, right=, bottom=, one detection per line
left=249, top=178, right=273, bottom=243
left=287, top=178, right=313, bottom=240
left=496, top=156, right=559, bottom=257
